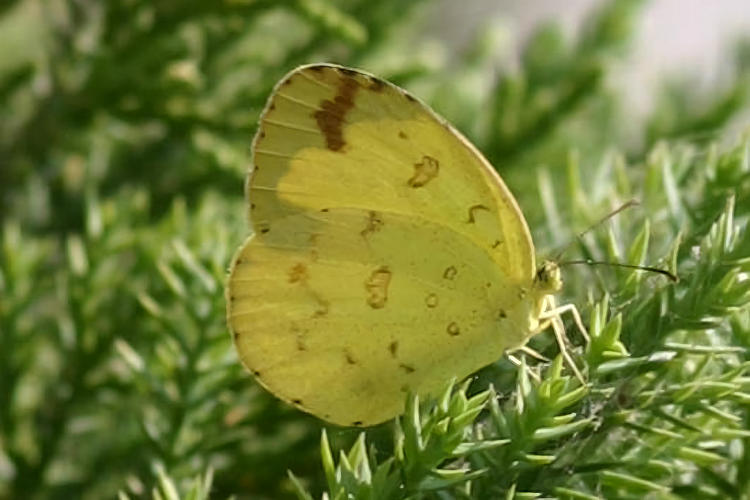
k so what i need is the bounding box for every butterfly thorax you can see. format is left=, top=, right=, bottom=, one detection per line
left=530, top=259, right=562, bottom=319
left=501, top=260, right=562, bottom=350
left=534, top=260, right=563, bottom=295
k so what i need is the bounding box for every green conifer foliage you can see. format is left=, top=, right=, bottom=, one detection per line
left=1, top=1, right=749, bottom=498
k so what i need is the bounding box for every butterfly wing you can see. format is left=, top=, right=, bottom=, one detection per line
left=227, top=64, right=536, bottom=426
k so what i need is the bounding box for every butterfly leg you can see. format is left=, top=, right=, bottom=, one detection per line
left=539, top=297, right=587, bottom=384
left=506, top=354, right=542, bottom=382
left=519, top=345, right=550, bottom=362
left=540, top=300, right=591, bottom=345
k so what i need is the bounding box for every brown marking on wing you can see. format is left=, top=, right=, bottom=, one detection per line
left=389, top=341, right=399, bottom=357
left=312, top=70, right=359, bottom=151
left=288, top=264, right=330, bottom=316
left=425, top=293, right=438, bottom=308
left=344, top=349, right=357, bottom=365
left=407, top=155, right=439, bottom=188
left=292, top=323, right=308, bottom=351
left=313, top=295, right=330, bottom=317
left=398, top=131, right=408, bottom=139
left=399, top=363, right=415, bottom=373
left=288, top=263, right=308, bottom=284
left=364, top=266, right=391, bottom=309
left=467, top=204, right=490, bottom=223
left=360, top=210, right=384, bottom=239
left=443, top=265, right=458, bottom=280
left=447, top=322, right=460, bottom=336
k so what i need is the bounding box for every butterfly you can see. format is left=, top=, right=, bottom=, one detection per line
left=226, top=64, right=575, bottom=427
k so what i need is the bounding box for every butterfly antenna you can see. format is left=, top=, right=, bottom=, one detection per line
left=559, top=259, right=678, bottom=282
left=553, top=199, right=641, bottom=261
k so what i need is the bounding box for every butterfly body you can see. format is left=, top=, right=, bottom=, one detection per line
left=227, top=64, right=561, bottom=426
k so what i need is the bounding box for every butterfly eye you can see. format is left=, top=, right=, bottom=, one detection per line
left=536, top=263, right=550, bottom=282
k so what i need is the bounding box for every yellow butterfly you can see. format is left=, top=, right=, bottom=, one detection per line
left=226, top=64, right=576, bottom=427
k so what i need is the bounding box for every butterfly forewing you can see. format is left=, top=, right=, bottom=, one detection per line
left=249, top=64, right=534, bottom=282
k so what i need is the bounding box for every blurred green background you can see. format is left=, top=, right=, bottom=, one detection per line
left=2, top=1, right=750, bottom=499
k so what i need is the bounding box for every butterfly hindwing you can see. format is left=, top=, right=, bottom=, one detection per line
left=229, top=208, right=529, bottom=426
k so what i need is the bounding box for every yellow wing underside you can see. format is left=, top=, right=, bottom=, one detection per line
left=227, top=64, right=537, bottom=426
left=229, top=210, right=529, bottom=426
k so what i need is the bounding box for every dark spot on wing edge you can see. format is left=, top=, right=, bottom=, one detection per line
left=368, top=76, right=386, bottom=92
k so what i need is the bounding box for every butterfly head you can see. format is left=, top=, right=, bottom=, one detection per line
left=534, top=260, right=562, bottom=294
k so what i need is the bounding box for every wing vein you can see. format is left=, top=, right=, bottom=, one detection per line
left=254, top=149, right=297, bottom=159
left=298, top=70, right=335, bottom=90
left=263, top=119, right=320, bottom=133
left=275, top=91, right=323, bottom=111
